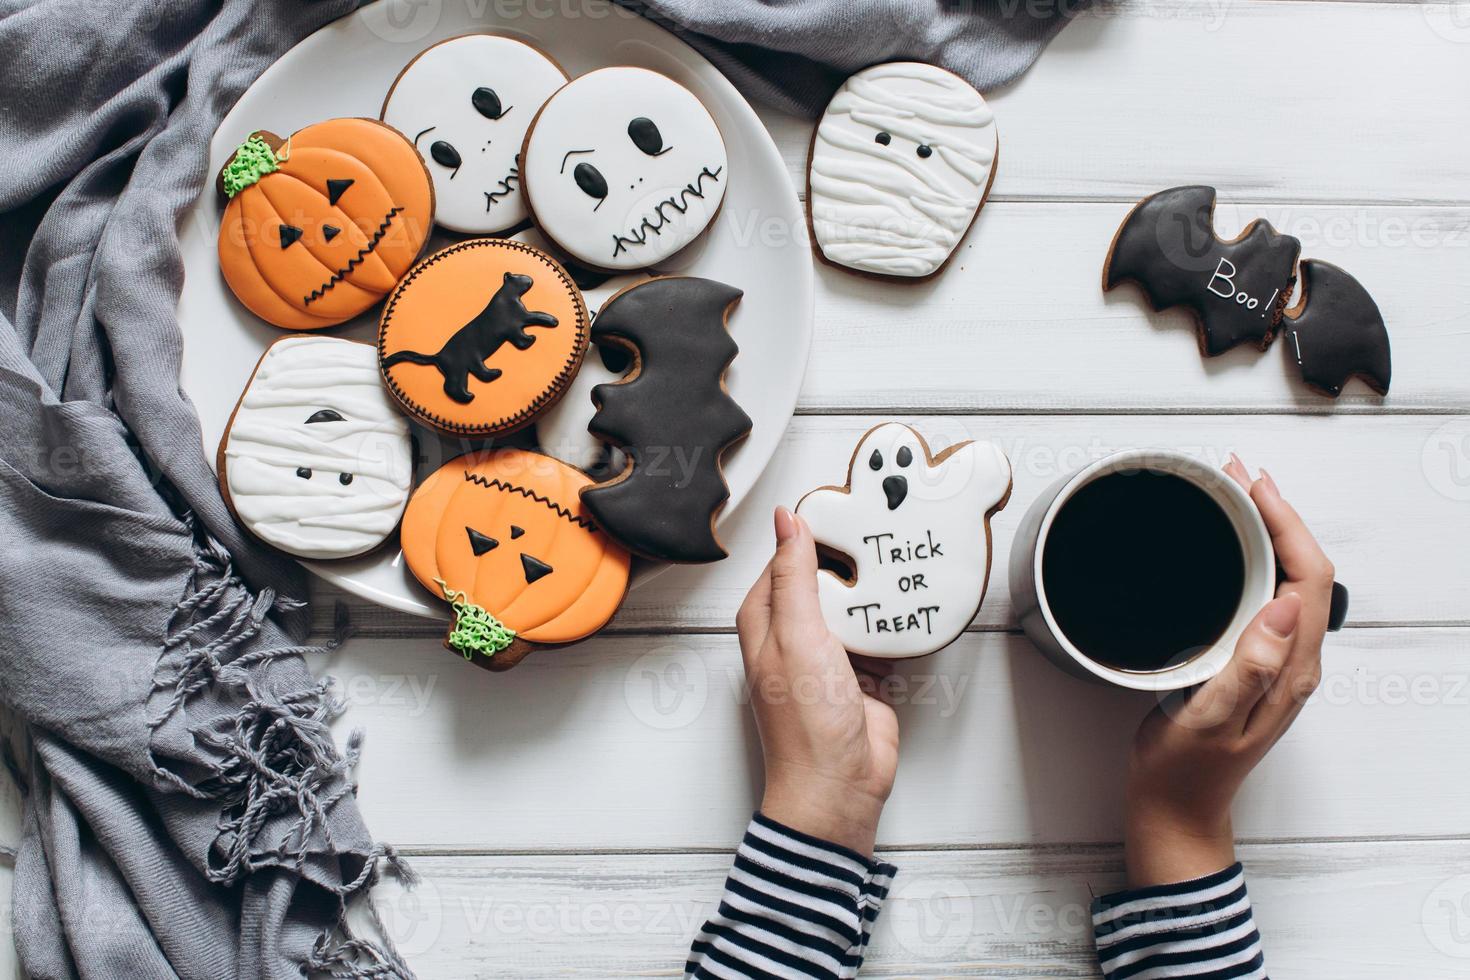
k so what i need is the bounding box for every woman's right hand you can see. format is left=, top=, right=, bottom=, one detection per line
left=1123, top=456, right=1335, bottom=887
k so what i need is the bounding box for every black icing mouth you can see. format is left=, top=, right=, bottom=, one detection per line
left=883, top=475, right=908, bottom=510
left=484, top=158, right=520, bottom=211
left=302, top=207, right=400, bottom=307
left=610, top=165, right=722, bottom=259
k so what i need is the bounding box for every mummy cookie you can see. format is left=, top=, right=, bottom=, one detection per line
left=522, top=67, right=728, bottom=271
left=382, top=34, right=567, bottom=235
left=400, top=449, right=631, bottom=670
left=379, top=238, right=588, bottom=436
left=216, top=119, right=434, bottom=330
left=1104, top=185, right=1299, bottom=356
left=808, top=62, right=998, bottom=280
left=217, top=336, right=414, bottom=560
left=797, top=423, right=1011, bottom=659
left=579, top=278, right=750, bottom=563
left=1282, top=259, right=1392, bottom=396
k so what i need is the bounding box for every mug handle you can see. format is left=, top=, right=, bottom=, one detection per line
left=1276, top=565, right=1349, bottom=632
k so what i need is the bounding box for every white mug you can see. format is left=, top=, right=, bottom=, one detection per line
left=1008, top=449, right=1277, bottom=692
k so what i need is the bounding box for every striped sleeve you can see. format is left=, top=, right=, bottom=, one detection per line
left=685, top=812, right=898, bottom=979
left=1092, top=863, right=1268, bottom=979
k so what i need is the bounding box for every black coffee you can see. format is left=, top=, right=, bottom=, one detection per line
left=1041, top=470, right=1244, bottom=672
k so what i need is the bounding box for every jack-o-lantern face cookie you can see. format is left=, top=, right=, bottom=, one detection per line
left=796, top=423, right=1012, bottom=659
left=216, top=119, right=434, bottom=330
left=400, top=449, right=631, bottom=670
left=521, top=67, right=728, bottom=272
left=378, top=238, right=588, bottom=436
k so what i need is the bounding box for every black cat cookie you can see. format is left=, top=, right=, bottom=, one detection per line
left=578, top=277, right=751, bottom=563
left=378, top=238, right=589, bottom=435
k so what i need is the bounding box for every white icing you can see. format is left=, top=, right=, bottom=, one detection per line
left=223, top=336, right=414, bottom=560
left=522, top=67, right=728, bottom=271
left=382, top=34, right=566, bottom=234
left=797, top=423, right=1010, bottom=658
left=809, top=62, right=997, bottom=278
left=513, top=229, right=651, bottom=472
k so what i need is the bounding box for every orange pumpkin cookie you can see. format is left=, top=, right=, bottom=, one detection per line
left=216, top=119, right=434, bottom=330
left=378, top=239, right=588, bottom=436
left=401, top=449, right=631, bottom=670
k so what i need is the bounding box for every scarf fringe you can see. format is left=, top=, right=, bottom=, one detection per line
left=149, top=512, right=415, bottom=977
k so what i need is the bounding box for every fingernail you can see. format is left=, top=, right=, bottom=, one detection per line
left=1259, top=468, right=1280, bottom=498
left=1262, top=593, right=1301, bottom=638
left=1227, top=452, right=1243, bottom=471
left=774, top=506, right=797, bottom=542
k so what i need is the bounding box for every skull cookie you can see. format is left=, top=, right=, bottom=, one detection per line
left=382, top=34, right=568, bottom=235
left=796, top=423, right=1012, bottom=658
left=521, top=67, right=728, bottom=272
left=808, top=62, right=998, bottom=280
left=217, top=336, right=414, bottom=560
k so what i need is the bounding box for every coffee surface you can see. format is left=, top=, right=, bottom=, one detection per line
left=1042, top=470, right=1244, bottom=672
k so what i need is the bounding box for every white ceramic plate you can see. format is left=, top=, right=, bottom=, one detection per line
left=178, top=1, right=813, bottom=618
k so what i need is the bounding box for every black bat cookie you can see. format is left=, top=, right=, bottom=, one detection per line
left=1282, top=259, right=1392, bottom=397
left=1104, top=185, right=1300, bottom=356
left=579, top=277, right=751, bottom=563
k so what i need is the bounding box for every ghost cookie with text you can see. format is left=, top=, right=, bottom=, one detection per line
left=808, top=62, right=998, bottom=280
left=381, top=34, right=567, bottom=235
left=400, top=449, right=631, bottom=670
left=521, top=67, right=728, bottom=272
left=797, top=423, right=1012, bottom=659
left=379, top=238, right=588, bottom=435
left=216, top=118, right=434, bottom=330
left=217, top=336, right=414, bottom=560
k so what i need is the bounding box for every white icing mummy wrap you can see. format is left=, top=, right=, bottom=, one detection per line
left=809, top=62, right=997, bottom=278
left=797, top=423, right=1011, bottom=658
left=221, top=336, right=414, bottom=560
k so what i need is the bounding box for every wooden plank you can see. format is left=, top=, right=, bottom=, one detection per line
left=359, top=839, right=1470, bottom=977
left=316, top=413, right=1470, bottom=635
left=331, top=627, right=1470, bottom=850
left=756, top=1, right=1470, bottom=205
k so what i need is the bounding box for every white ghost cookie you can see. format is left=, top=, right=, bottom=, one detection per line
left=808, top=62, right=997, bottom=279
left=797, top=423, right=1011, bottom=658
left=521, top=67, right=728, bottom=271
left=382, top=34, right=567, bottom=234
left=219, top=336, right=415, bottom=560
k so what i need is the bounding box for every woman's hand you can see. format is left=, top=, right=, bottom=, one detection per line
left=1124, top=456, right=1334, bottom=886
left=736, top=506, right=900, bottom=857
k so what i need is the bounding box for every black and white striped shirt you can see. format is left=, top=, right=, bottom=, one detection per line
left=688, top=816, right=1266, bottom=979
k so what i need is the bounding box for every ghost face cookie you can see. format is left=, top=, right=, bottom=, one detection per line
left=379, top=238, right=588, bottom=436
left=808, top=63, right=998, bottom=280
left=797, top=423, right=1012, bottom=658
left=382, top=34, right=567, bottom=235
left=522, top=67, right=728, bottom=272
left=218, top=336, right=414, bottom=560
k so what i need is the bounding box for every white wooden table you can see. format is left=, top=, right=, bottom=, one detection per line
left=5, top=2, right=1470, bottom=977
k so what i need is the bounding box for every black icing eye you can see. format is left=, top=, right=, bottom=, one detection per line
left=339, top=473, right=353, bottom=486
left=628, top=117, right=667, bottom=156
left=916, top=144, right=933, bottom=159
left=896, top=446, right=913, bottom=468
left=467, top=527, right=499, bottom=557
left=322, top=224, right=341, bottom=243
left=868, top=449, right=883, bottom=471
left=305, top=409, right=345, bottom=424
left=279, top=224, right=303, bottom=249
left=295, top=467, right=312, bottom=480
left=574, top=162, right=608, bottom=209
left=874, top=131, right=891, bottom=146
left=430, top=140, right=462, bottom=172
left=326, top=178, right=353, bottom=206
left=521, top=553, right=554, bottom=584
left=472, top=86, right=505, bottom=119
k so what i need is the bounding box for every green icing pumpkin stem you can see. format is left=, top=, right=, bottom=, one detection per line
left=221, top=134, right=281, bottom=198
left=437, top=579, right=516, bottom=659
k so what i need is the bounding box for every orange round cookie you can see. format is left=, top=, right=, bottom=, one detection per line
left=401, top=449, right=631, bottom=670
left=217, top=118, right=434, bottom=330
left=378, top=239, right=588, bottom=435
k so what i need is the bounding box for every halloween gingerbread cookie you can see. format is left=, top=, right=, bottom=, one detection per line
left=808, top=62, right=998, bottom=280
left=217, top=335, right=414, bottom=560
left=381, top=34, right=567, bottom=235
left=379, top=237, right=588, bottom=436
left=579, top=277, right=750, bottom=564
left=1281, top=259, right=1392, bottom=397
left=400, top=449, right=631, bottom=670
left=521, top=67, right=728, bottom=272
left=217, top=119, right=434, bottom=330
left=796, top=423, right=1012, bottom=659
